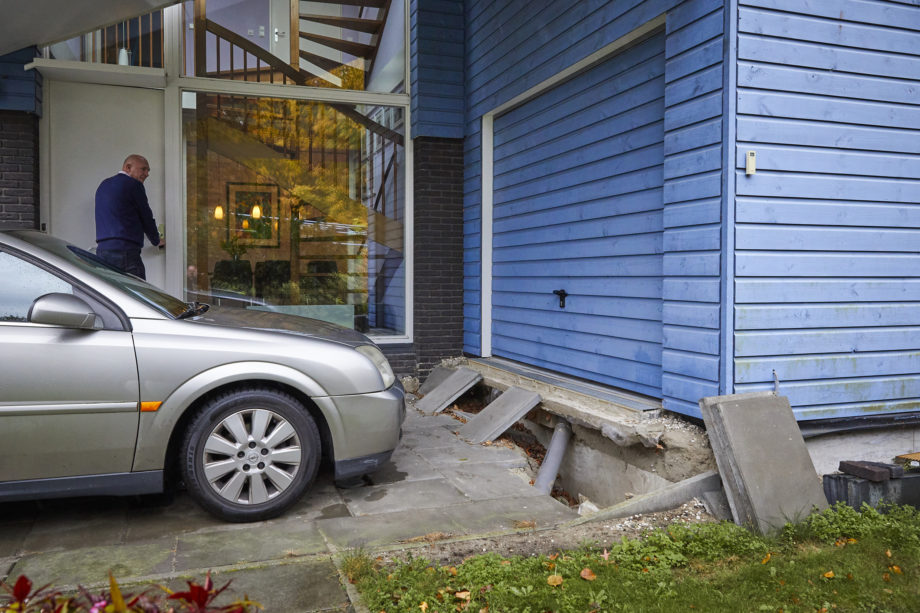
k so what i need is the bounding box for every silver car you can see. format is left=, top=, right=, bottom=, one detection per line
left=0, top=230, right=405, bottom=522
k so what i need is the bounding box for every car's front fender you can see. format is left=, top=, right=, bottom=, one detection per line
left=132, top=361, right=346, bottom=471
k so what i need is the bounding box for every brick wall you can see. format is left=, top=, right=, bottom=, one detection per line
left=412, top=136, right=465, bottom=378
left=0, top=111, right=39, bottom=230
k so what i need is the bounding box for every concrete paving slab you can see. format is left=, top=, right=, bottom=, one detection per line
left=700, top=392, right=827, bottom=534
left=175, top=522, right=327, bottom=571
left=417, top=365, right=456, bottom=396
left=9, top=540, right=175, bottom=588
left=365, top=448, right=442, bottom=485
left=459, top=386, right=542, bottom=444
left=341, top=478, right=468, bottom=516
left=402, top=407, right=462, bottom=431
left=440, top=463, right=543, bottom=501
left=442, top=496, right=578, bottom=535
left=211, top=559, right=349, bottom=612
left=124, top=493, right=221, bottom=543
left=0, top=556, right=15, bottom=583
left=0, top=521, right=31, bottom=558
left=317, top=507, right=464, bottom=549
left=21, top=501, right=129, bottom=552
left=415, top=367, right=482, bottom=414
left=420, top=442, right=529, bottom=469
left=399, top=425, right=465, bottom=450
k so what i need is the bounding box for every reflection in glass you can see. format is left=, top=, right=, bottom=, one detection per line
left=182, top=0, right=405, bottom=93
left=45, top=11, right=164, bottom=68
left=184, top=93, right=405, bottom=335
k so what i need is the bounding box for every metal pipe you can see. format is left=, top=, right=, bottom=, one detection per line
left=534, top=419, right=571, bottom=495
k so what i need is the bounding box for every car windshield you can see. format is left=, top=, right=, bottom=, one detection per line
left=66, top=245, right=190, bottom=318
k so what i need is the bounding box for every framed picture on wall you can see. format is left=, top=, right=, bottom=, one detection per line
left=226, top=182, right=281, bottom=247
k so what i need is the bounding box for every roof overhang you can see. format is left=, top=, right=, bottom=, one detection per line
left=0, top=0, right=182, bottom=57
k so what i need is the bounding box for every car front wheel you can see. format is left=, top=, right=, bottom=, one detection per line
left=181, top=387, right=320, bottom=522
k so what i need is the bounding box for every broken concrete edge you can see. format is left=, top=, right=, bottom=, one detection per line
left=563, top=470, right=723, bottom=526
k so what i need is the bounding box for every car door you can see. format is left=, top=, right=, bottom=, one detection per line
left=0, top=248, right=140, bottom=482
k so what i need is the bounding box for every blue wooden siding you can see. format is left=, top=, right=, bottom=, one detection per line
left=410, top=0, right=464, bottom=138
left=0, top=48, right=41, bottom=115
left=732, top=0, right=920, bottom=419
left=462, top=0, right=726, bottom=409
left=490, top=32, right=667, bottom=398
left=661, top=0, right=724, bottom=417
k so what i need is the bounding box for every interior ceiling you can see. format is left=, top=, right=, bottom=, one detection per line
left=0, top=0, right=183, bottom=57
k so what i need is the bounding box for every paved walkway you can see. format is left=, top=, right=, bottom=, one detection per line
left=0, top=406, right=577, bottom=611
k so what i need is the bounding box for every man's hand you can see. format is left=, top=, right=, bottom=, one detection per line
left=158, top=238, right=166, bottom=249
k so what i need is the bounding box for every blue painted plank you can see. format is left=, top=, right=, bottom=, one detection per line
left=791, top=398, right=920, bottom=421
left=494, top=189, right=664, bottom=232
left=663, top=278, right=720, bottom=302
left=736, top=375, right=920, bottom=407
left=668, top=0, right=723, bottom=33
left=663, top=198, right=721, bottom=228
left=663, top=252, right=721, bottom=276
left=736, top=303, right=920, bottom=329
left=666, top=9, right=723, bottom=58
left=736, top=351, right=920, bottom=383
left=662, top=349, right=720, bottom=381
left=493, top=320, right=662, bottom=362
left=741, top=0, right=920, bottom=33
left=663, top=396, right=703, bottom=418
left=734, top=145, right=920, bottom=179
left=662, top=302, right=721, bottom=329
left=665, top=64, right=721, bottom=106
left=662, top=171, right=721, bottom=203
left=664, top=144, right=721, bottom=179
left=664, top=91, right=722, bottom=131
left=737, top=225, right=920, bottom=252
left=492, top=335, right=662, bottom=383
left=494, top=211, right=662, bottom=247
left=662, top=225, right=720, bottom=251
left=493, top=295, right=662, bottom=322
left=737, top=117, right=920, bottom=155
left=738, top=7, right=920, bottom=56
left=665, top=37, right=722, bottom=84
left=738, top=253, right=920, bottom=277
left=494, top=233, right=662, bottom=261
left=736, top=172, right=920, bottom=204
left=663, top=325, right=720, bottom=354
left=738, top=62, right=920, bottom=106
left=493, top=276, right=662, bottom=298
left=665, top=118, right=722, bottom=155
left=735, top=327, right=920, bottom=356
left=738, top=34, right=920, bottom=81
left=735, top=279, right=920, bottom=303
left=492, top=306, right=662, bottom=342
left=493, top=254, right=662, bottom=278
left=737, top=91, right=920, bottom=130
left=736, top=198, right=920, bottom=228
left=661, top=372, right=720, bottom=402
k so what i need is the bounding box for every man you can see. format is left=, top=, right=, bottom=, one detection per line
left=95, top=154, right=165, bottom=280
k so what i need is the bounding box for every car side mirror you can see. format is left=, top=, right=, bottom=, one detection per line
left=28, top=293, right=102, bottom=330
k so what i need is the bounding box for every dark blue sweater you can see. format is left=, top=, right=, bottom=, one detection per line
left=95, top=172, right=161, bottom=250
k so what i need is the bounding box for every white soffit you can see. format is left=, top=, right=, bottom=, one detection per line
left=0, top=0, right=183, bottom=56
left=25, top=58, right=167, bottom=89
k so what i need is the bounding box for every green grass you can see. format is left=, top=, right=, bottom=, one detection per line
left=350, top=503, right=920, bottom=612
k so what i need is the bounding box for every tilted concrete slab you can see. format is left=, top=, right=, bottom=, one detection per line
left=415, top=367, right=482, bottom=414
left=459, top=386, right=542, bottom=443
left=700, top=392, right=828, bottom=534
left=418, top=365, right=457, bottom=396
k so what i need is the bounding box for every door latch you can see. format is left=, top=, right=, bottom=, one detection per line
left=553, top=289, right=568, bottom=308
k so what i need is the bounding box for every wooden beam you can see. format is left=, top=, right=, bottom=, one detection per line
left=299, top=14, right=383, bottom=35
left=298, top=32, right=374, bottom=59
left=289, top=0, right=299, bottom=70
left=194, top=0, right=206, bottom=76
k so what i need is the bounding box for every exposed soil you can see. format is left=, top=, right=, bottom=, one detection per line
left=379, top=500, right=717, bottom=567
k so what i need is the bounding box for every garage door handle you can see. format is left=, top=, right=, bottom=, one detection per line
left=553, top=289, right=568, bottom=308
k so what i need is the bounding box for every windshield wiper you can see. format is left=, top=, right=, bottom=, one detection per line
left=177, top=301, right=210, bottom=319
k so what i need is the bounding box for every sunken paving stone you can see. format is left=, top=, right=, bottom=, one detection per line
left=211, top=559, right=351, bottom=612
left=317, top=507, right=465, bottom=549
left=420, top=439, right=530, bottom=469
left=174, top=522, right=328, bottom=571
left=341, top=478, right=469, bottom=516
left=440, top=463, right=543, bottom=501
left=415, top=367, right=482, bottom=414
left=459, top=386, right=542, bottom=444
left=20, top=500, right=130, bottom=553
left=442, top=497, right=578, bottom=535
left=700, top=392, right=828, bottom=534
left=365, top=448, right=443, bottom=485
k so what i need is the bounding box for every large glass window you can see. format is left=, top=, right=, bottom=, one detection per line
left=182, top=0, right=405, bottom=93
left=45, top=11, right=165, bottom=67
left=183, top=92, right=406, bottom=335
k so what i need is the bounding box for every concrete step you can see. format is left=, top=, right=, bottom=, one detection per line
left=415, top=367, right=482, bottom=414
left=459, top=386, right=542, bottom=444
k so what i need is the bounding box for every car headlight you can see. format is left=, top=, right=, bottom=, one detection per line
left=356, top=345, right=396, bottom=389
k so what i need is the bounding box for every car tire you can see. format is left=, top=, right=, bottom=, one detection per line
left=181, top=387, right=320, bottom=522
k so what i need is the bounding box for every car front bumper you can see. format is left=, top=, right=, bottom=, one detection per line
left=328, top=379, right=405, bottom=477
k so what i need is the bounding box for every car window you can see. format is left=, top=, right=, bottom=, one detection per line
left=0, top=251, right=73, bottom=321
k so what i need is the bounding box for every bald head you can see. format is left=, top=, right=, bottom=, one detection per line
left=122, top=154, right=150, bottom=183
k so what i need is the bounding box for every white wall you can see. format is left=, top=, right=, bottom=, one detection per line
left=43, top=80, right=167, bottom=288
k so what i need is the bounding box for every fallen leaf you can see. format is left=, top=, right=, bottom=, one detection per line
left=455, top=591, right=471, bottom=601
left=580, top=568, right=597, bottom=581
left=447, top=566, right=458, bottom=576
left=420, top=602, right=428, bottom=612
left=890, top=565, right=902, bottom=575
left=501, top=560, right=512, bottom=566
left=886, top=549, right=892, bottom=558
left=547, top=574, right=563, bottom=587
left=847, top=538, right=857, bottom=544
left=513, top=519, right=537, bottom=530
left=545, top=562, right=556, bottom=570
left=600, top=548, right=610, bottom=561
left=883, top=589, right=893, bottom=594
left=823, top=571, right=835, bottom=579
left=846, top=573, right=853, bottom=580
left=548, top=553, right=559, bottom=561
left=762, top=553, right=772, bottom=564
left=883, top=573, right=891, bottom=582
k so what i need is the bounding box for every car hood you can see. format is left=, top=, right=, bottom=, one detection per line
left=191, top=306, right=371, bottom=346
